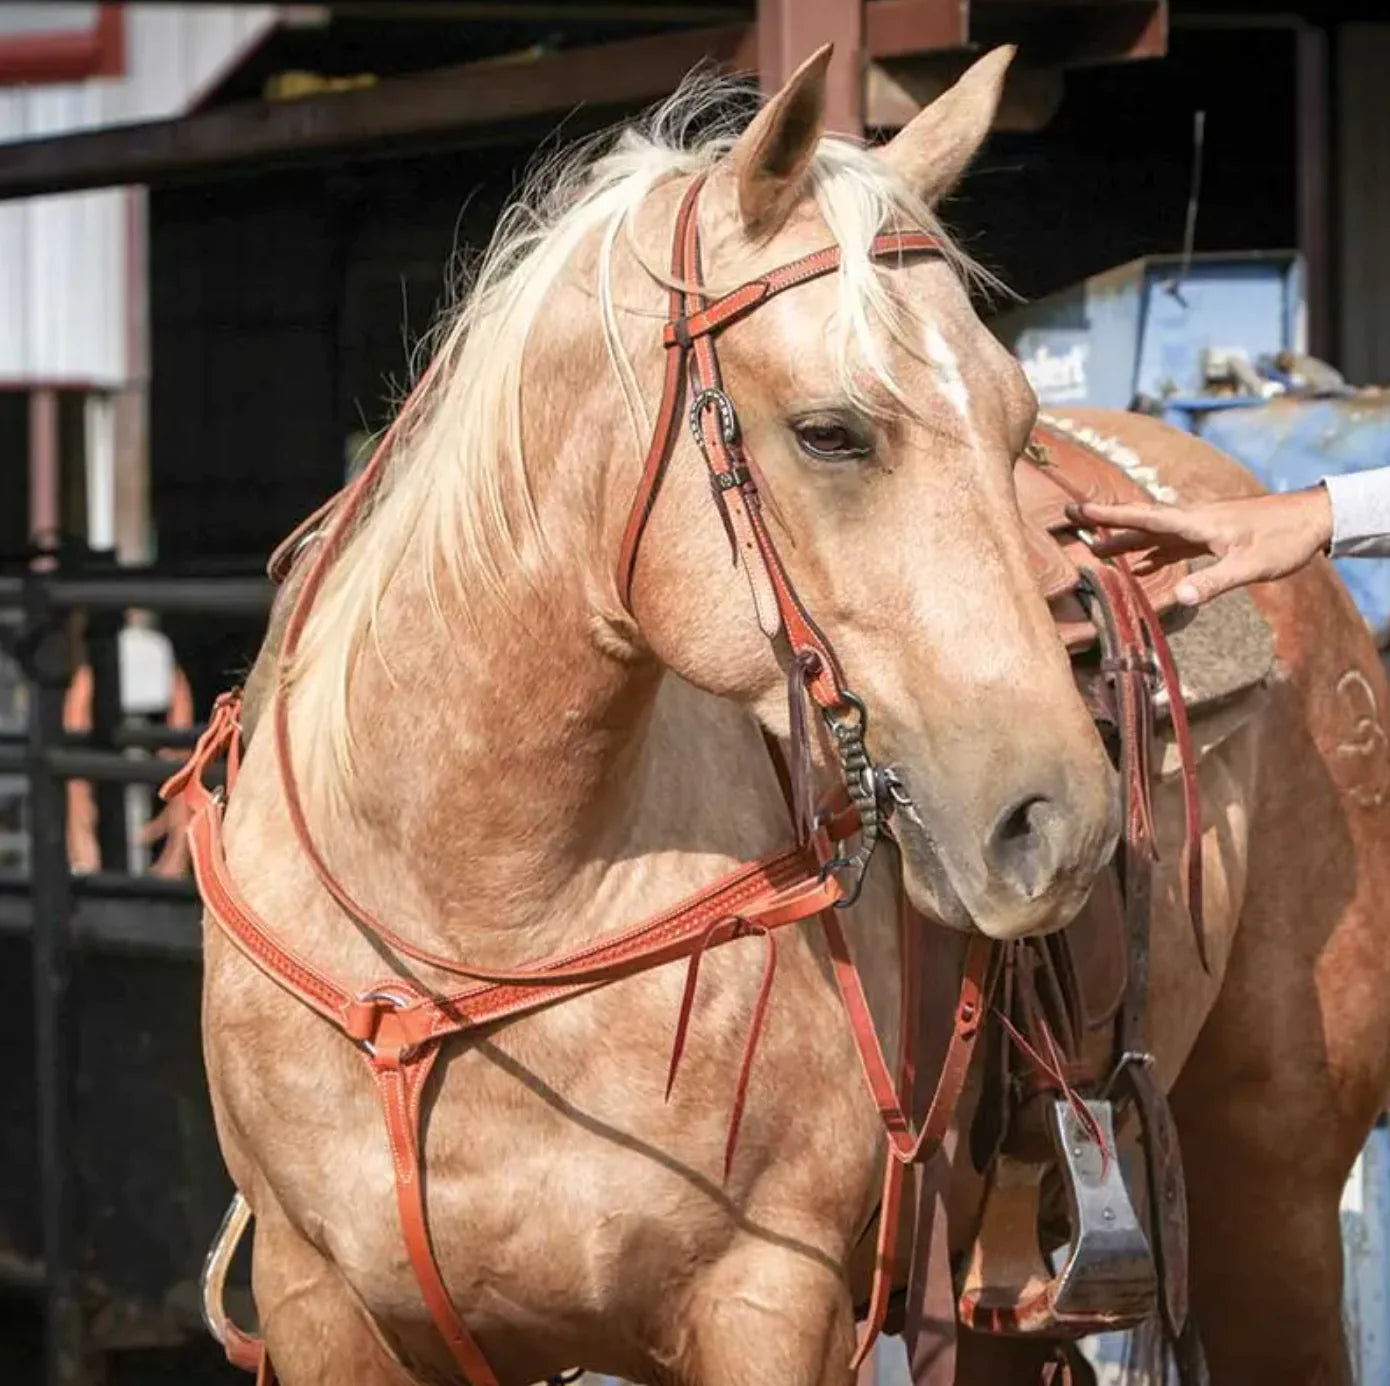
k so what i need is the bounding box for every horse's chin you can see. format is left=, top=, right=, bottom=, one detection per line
left=893, top=819, right=1095, bottom=941
left=892, top=821, right=975, bottom=931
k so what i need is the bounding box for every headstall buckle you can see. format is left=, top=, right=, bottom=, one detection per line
left=689, top=387, right=739, bottom=448
left=712, top=464, right=751, bottom=493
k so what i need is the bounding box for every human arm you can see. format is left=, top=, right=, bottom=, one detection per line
left=1067, top=482, right=1345, bottom=606
left=1320, top=468, right=1390, bottom=559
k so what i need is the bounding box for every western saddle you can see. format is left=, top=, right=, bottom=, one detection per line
left=913, top=414, right=1209, bottom=1385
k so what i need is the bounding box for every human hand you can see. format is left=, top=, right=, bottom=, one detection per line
left=1067, top=487, right=1333, bottom=605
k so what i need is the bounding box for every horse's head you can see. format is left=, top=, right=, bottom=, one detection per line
left=624, top=48, right=1118, bottom=938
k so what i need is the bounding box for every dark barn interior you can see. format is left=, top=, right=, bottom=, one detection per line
left=146, top=19, right=1308, bottom=707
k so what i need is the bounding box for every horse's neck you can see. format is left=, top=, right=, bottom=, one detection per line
left=278, top=566, right=793, bottom=974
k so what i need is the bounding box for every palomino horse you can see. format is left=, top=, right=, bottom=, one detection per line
left=187, top=46, right=1390, bottom=1386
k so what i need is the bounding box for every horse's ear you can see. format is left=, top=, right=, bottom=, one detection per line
left=729, top=45, right=832, bottom=240
left=877, top=46, right=1015, bottom=205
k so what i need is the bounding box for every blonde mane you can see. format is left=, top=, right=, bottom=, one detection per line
left=286, top=72, right=983, bottom=803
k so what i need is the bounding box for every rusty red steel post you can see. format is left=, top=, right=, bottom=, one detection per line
left=759, top=0, right=866, bottom=135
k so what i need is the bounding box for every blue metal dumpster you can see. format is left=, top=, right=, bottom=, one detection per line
left=991, top=252, right=1390, bottom=642
left=995, top=251, right=1304, bottom=410
left=1197, top=393, right=1390, bottom=639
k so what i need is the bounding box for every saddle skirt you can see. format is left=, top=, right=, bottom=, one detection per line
left=1019, top=417, right=1274, bottom=737
left=1015, top=418, right=1188, bottom=651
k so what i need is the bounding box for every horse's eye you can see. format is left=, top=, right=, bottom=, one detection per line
left=793, top=419, right=870, bottom=462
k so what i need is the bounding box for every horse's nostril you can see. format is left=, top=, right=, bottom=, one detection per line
left=986, top=793, right=1056, bottom=900
left=998, top=796, right=1046, bottom=846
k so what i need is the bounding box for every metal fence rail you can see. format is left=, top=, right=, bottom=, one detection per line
left=0, top=553, right=271, bottom=1386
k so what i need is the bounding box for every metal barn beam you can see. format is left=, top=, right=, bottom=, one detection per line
left=0, top=571, right=273, bottom=615
left=0, top=2, right=1171, bottom=201
left=0, top=23, right=756, bottom=202
left=759, top=0, right=866, bottom=134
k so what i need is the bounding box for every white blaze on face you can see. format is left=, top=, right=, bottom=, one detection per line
left=922, top=321, right=974, bottom=426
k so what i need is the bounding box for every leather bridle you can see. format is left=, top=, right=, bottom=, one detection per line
left=168, top=171, right=992, bottom=1386
left=618, top=173, right=945, bottom=901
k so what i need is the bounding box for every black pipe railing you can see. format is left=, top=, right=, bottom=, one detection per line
left=0, top=724, right=204, bottom=751
left=0, top=744, right=223, bottom=785
left=0, top=571, right=273, bottom=615
left=0, top=554, right=271, bottom=1386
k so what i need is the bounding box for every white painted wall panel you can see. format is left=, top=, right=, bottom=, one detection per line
left=0, top=6, right=99, bottom=40
left=0, top=5, right=279, bottom=385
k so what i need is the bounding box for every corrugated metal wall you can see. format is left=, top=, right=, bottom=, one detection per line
left=1338, top=22, right=1390, bottom=386
left=0, top=4, right=278, bottom=386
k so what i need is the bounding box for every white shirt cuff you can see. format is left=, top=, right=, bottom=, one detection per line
left=1322, top=468, right=1390, bottom=558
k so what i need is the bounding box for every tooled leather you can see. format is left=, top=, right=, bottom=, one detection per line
left=1017, top=426, right=1189, bottom=651
left=1123, top=572, right=1206, bottom=968
left=372, top=1046, right=504, bottom=1386
left=177, top=692, right=855, bottom=1386
left=823, top=917, right=995, bottom=1370
left=189, top=764, right=847, bottom=1033
left=660, top=229, right=940, bottom=348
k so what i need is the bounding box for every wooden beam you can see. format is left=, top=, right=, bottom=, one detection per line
left=760, top=0, right=865, bottom=134
left=865, top=1, right=970, bottom=60
left=0, top=23, right=756, bottom=202
left=867, top=57, right=1062, bottom=129
left=0, top=1, right=1168, bottom=202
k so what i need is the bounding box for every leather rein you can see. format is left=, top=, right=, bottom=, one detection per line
left=167, top=172, right=999, bottom=1386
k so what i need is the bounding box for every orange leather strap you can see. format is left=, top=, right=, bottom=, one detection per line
left=615, top=173, right=941, bottom=713
left=658, top=230, right=936, bottom=349
left=223, top=1323, right=266, bottom=1375
left=368, top=1040, right=502, bottom=1386
left=823, top=914, right=994, bottom=1166
left=260, top=171, right=938, bottom=981
left=181, top=747, right=851, bottom=1037
left=254, top=1346, right=277, bottom=1386
left=175, top=743, right=852, bottom=1386
left=1121, top=569, right=1206, bottom=970
left=1020, top=425, right=1203, bottom=952
left=823, top=913, right=997, bottom=1368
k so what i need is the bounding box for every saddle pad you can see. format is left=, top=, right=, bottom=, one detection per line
left=1157, top=579, right=1275, bottom=720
